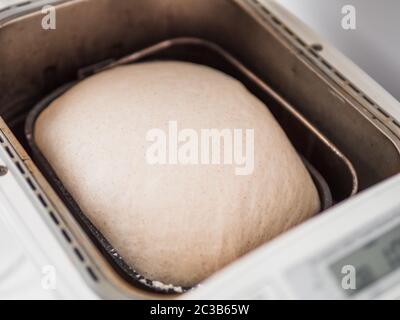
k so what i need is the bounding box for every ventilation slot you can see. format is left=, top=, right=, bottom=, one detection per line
left=86, top=267, right=99, bottom=282
left=295, top=37, right=306, bottom=47
left=61, top=229, right=72, bottom=243
left=363, top=95, right=375, bottom=106
left=308, top=48, right=319, bottom=58
left=283, top=26, right=294, bottom=36
left=49, top=211, right=60, bottom=225
left=0, top=1, right=32, bottom=13
left=321, top=59, right=332, bottom=70
left=4, top=146, right=14, bottom=159
left=334, top=71, right=347, bottom=82
left=348, top=83, right=361, bottom=94
left=15, top=1, right=31, bottom=7
left=37, top=194, right=48, bottom=207
left=74, top=248, right=85, bottom=262
left=261, top=6, right=271, bottom=16
left=377, top=107, right=390, bottom=118
left=271, top=16, right=282, bottom=26
left=26, top=177, right=37, bottom=191
left=15, top=161, right=25, bottom=175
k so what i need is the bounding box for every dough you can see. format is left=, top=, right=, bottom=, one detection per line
left=34, top=61, right=320, bottom=287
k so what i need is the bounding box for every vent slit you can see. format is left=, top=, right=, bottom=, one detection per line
left=334, top=71, right=346, bottom=81
left=261, top=6, right=271, bottom=16
left=271, top=16, right=282, bottom=25
left=321, top=59, right=332, bottom=70
left=86, top=267, right=99, bottom=282
left=4, top=146, right=14, bottom=159
left=363, top=95, right=375, bottom=106
left=49, top=211, right=60, bottom=225
left=74, top=248, right=85, bottom=262
left=348, top=83, right=360, bottom=93
left=377, top=107, right=390, bottom=118
left=37, top=194, right=47, bottom=207
left=61, top=229, right=72, bottom=243
left=26, top=177, right=36, bottom=191
left=308, top=48, right=319, bottom=58
left=283, top=26, right=294, bottom=35
left=295, top=37, right=306, bottom=47
left=16, top=162, right=25, bottom=175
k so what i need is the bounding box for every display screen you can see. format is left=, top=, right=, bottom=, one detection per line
left=329, top=223, right=400, bottom=296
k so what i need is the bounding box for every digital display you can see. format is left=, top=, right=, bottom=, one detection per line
left=329, top=223, right=400, bottom=296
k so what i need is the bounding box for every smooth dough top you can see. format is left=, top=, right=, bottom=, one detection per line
left=35, top=61, right=320, bottom=287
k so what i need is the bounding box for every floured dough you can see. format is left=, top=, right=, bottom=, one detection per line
left=34, top=61, right=320, bottom=287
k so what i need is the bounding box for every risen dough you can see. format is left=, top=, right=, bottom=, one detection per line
left=35, top=61, right=320, bottom=287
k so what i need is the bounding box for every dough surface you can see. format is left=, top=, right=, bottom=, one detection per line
left=35, top=61, right=320, bottom=287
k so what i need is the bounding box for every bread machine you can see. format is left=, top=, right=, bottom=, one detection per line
left=0, top=0, right=399, bottom=299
